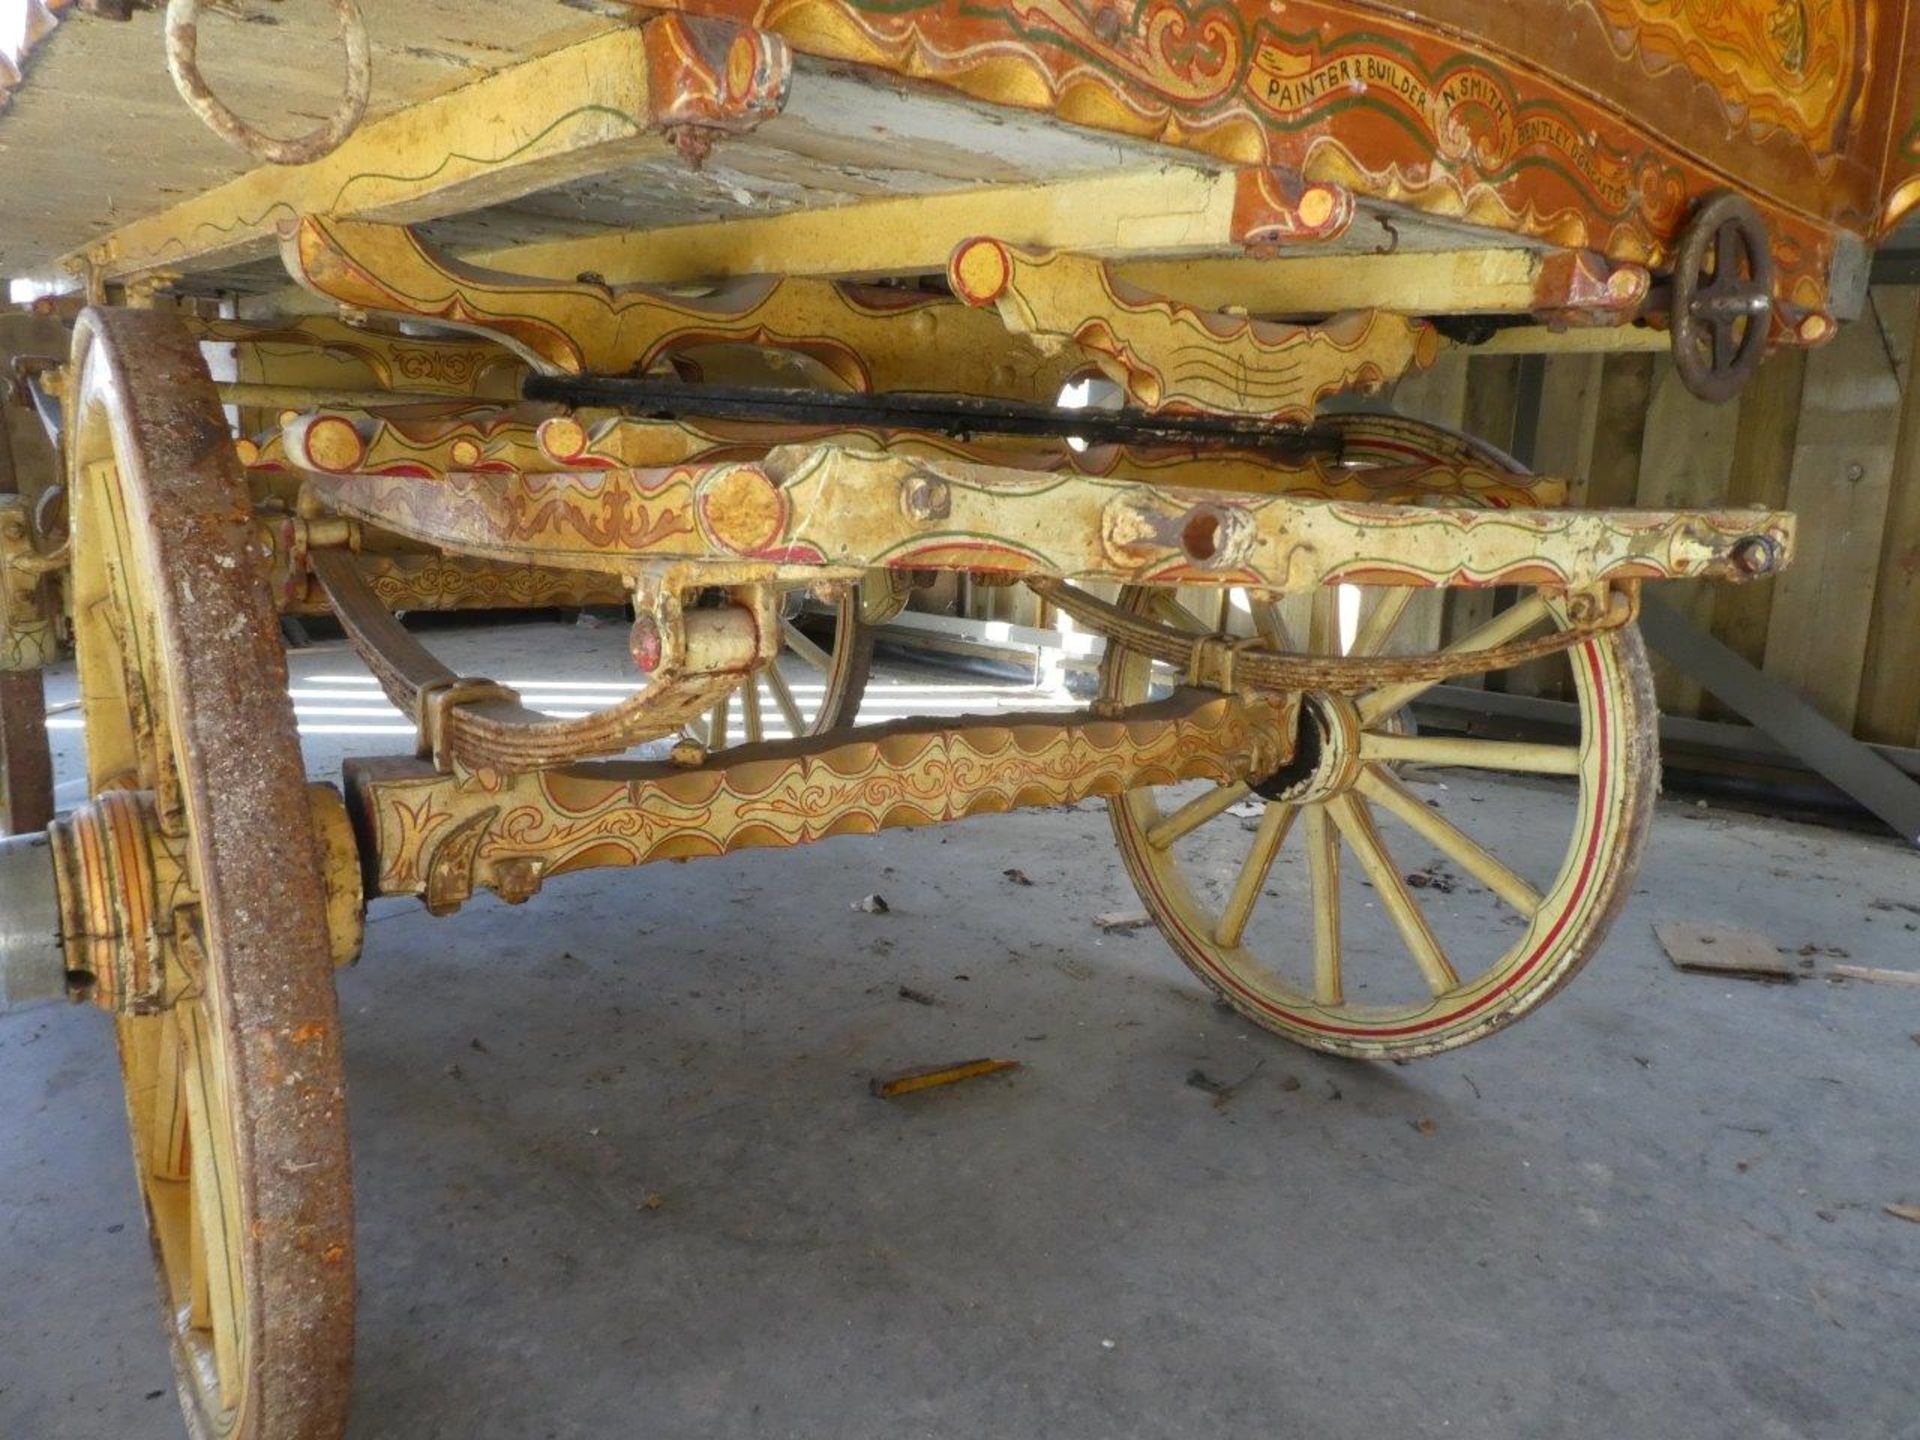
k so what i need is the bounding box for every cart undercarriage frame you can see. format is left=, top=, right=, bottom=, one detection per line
left=1, top=2, right=1914, bottom=1436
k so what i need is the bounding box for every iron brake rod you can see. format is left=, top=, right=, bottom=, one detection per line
left=520, top=374, right=1341, bottom=459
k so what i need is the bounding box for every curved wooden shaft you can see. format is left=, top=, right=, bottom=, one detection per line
left=282, top=214, right=1079, bottom=400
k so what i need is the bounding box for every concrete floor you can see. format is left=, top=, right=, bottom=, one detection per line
left=4, top=615, right=1919, bottom=1440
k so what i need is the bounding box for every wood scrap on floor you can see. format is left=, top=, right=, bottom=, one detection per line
left=869, top=1057, right=1021, bottom=1099
left=1831, top=966, right=1920, bottom=988
left=1655, top=922, right=1797, bottom=982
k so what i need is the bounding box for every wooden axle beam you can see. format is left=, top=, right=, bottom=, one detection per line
left=287, top=420, right=1794, bottom=593
left=346, top=688, right=1294, bottom=914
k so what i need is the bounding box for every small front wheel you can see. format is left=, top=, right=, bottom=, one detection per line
left=1102, top=580, right=1657, bottom=1060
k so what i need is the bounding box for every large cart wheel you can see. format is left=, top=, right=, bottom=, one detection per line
left=68, top=309, right=355, bottom=1439
left=699, top=571, right=904, bottom=746
left=1099, top=422, right=1659, bottom=1060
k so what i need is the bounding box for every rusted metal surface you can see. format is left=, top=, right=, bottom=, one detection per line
left=1670, top=191, right=1777, bottom=402
left=165, top=0, right=370, bottom=165
left=66, top=307, right=354, bottom=1440
left=6, top=0, right=1895, bottom=1427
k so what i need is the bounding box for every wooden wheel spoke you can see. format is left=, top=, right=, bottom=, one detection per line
left=146, top=1173, right=195, bottom=1320
left=742, top=670, right=764, bottom=744
left=1148, top=591, right=1210, bottom=635
left=188, top=1185, right=212, bottom=1332
left=1304, top=806, right=1342, bottom=1006
left=1350, top=588, right=1415, bottom=658
left=1146, top=780, right=1249, bottom=849
left=1328, top=794, right=1459, bottom=997
left=1360, top=732, right=1582, bottom=776
left=704, top=693, right=729, bottom=749
left=1357, top=767, right=1544, bottom=917
left=1248, top=594, right=1292, bottom=649
left=1213, top=802, right=1295, bottom=947
left=763, top=660, right=807, bottom=735
left=1358, top=592, right=1554, bottom=724
left=1308, top=587, right=1339, bottom=654
left=180, top=1004, right=244, bottom=1405
left=780, top=617, right=835, bottom=674
left=146, top=1010, right=191, bottom=1180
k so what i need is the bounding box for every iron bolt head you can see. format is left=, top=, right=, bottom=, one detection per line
left=901, top=475, right=952, bottom=522
left=1730, top=535, right=1779, bottom=577
left=629, top=614, right=663, bottom=673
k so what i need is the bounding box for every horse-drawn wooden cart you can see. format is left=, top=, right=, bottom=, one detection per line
left=1, top=2, right=1915, bottom=1435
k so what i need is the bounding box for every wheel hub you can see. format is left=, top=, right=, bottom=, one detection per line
left=50, top=789, right=192, bottom=1014
left=1251, top=692, right=1364, bottom=805
left=0, top=783, right=365, bottom=1016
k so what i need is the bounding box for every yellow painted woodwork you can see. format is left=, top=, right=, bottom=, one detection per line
left=946, top=239, right=1437, bottom=421
left=349, top=688, right=1293, bottom=912
left=73, top=28, right=676, bottom=282
left=284, top=420, right=1794, bottom=592
left=280, top=216, right=1078, bottom=399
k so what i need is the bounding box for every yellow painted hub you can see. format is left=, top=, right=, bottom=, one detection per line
left=49, top=783, right=364, bottom=1014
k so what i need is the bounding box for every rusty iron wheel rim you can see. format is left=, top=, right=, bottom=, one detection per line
left=68, top=309, right=354, bottom=1440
